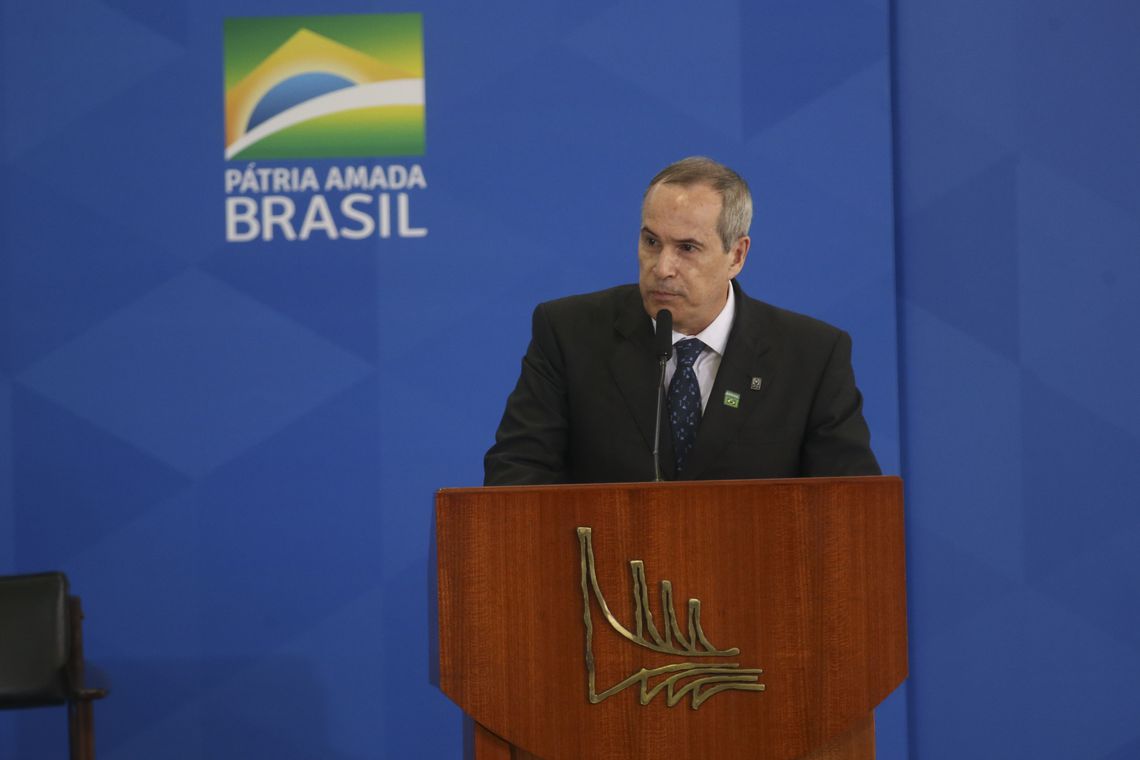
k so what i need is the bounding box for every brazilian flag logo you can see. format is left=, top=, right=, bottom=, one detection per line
left=224, top=14, right=425, bottom=161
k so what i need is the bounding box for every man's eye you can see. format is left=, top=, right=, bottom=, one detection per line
left=679, top=243, right=696, bottom=253
left=643, top=236, right=659, bottom=247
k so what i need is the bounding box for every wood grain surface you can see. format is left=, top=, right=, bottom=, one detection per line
left=437, top=477, right=906, bottom=760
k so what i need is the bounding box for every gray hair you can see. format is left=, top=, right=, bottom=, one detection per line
left=644, top=156, right=753, bottom=251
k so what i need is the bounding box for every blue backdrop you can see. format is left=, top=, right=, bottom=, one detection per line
left=8, top=0, right=1132, bottom=758
left=894, top=0, right=1140, bottom=757
left=1, top=1, right=900, bottom=757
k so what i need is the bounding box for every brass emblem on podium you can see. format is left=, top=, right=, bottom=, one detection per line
left=577, top=527, right=765, bottom=710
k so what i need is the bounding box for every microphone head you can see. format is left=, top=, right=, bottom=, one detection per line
left=655, top=309, right=673, bottom=359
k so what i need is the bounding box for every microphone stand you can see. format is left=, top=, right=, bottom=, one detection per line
left=651, top=308, right=673, bottom=482
left=653, top=354, right=668, bottom=482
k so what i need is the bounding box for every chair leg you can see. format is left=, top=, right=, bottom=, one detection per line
left=68, top=699, right=96, bottom=760
left=66, top=595, right=98, bottom=760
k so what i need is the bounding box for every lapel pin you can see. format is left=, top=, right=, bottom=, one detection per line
left=723, top=390, right=741, bottom=409
left=750, top=377, right=763, bottom=391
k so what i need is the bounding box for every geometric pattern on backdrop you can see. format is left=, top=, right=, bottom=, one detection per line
left=0, top=1, right=900, bottom=758
left=895, top=1, right=1140, bottom=755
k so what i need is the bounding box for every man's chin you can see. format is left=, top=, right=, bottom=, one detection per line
left=643, top=291, right=683, bottom=316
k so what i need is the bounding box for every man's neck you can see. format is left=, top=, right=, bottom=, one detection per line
left=674, top=285, right=735, bottom=354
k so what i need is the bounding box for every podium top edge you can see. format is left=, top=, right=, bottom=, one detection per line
left=436, top=474, right=901, bottom=497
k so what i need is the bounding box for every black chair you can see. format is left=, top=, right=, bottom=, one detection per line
left=0, top=572, right=108, bottom=760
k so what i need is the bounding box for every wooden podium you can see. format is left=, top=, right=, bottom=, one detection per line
left=435, top=476, right=906, bottom=760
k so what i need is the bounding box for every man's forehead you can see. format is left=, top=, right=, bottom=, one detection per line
left=643, top=183, right=720, bottom=228
left=644, top=182, right=720, bottom=216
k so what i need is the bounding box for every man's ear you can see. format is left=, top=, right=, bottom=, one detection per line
left=728, top=236, right=750, bottom=276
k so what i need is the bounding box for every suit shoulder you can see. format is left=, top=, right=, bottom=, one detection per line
left=535, top=284, right=638, bottom=325
left=522, top=284, right=641, bottom=376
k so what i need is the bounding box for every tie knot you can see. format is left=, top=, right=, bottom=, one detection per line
left=674, top=338, right=704, bottom=368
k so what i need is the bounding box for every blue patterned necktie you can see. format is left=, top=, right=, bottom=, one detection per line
left=668, top=338, right=705, bottom=475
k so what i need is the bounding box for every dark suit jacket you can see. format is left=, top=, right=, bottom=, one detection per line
left=484, top=281, right=880, bottom=485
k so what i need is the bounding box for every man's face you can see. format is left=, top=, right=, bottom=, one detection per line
left=638, top=182, right=749, bottom=335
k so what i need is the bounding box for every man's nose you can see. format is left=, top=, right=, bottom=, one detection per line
left=654, top=247, right=679, bottom=277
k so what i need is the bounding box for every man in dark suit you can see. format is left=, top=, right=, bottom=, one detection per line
left=484, top=157, right=879, bottom=486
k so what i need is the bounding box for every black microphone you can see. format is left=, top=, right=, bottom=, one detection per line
left=654, top=308, right=673, bottom=361
left=652, top=309, right=672, bottom=481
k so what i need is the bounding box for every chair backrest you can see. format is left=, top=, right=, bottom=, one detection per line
left=0, top=572, right=72, bottom=708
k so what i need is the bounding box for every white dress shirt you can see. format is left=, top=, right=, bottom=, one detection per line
left=653, top=284, right=736, bottom=413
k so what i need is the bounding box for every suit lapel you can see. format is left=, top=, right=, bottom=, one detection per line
left=609, top=289, right=676, bottom=479
left=683, top=283, right=776, bottom=479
